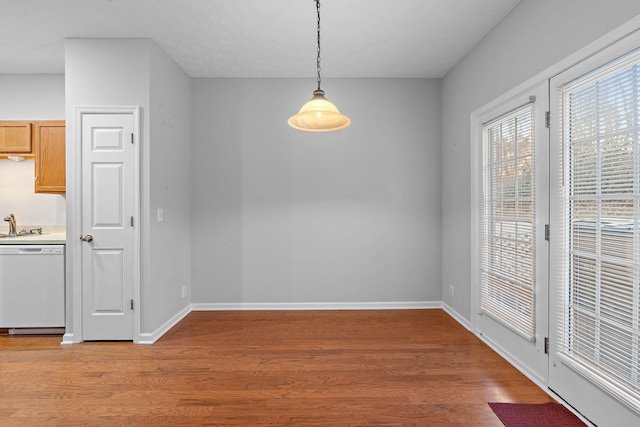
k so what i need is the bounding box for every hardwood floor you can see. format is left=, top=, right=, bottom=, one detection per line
left=0, top=310, right=554, bottom=426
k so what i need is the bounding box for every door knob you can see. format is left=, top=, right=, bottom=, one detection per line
left=80, top=234, right=93, bottom=242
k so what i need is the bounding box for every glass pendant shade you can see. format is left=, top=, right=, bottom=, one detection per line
left=288, top=89, right=351, bottom=132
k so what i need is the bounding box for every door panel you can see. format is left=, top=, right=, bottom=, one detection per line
left=91, top=249, right=125, bottom=312
left=548, top=41, right=640, bottom=426
left=81, top=113, right=135, bottom=341
left=473, top=81, right=549, bottom=385
left=92, top=128, right=124, bottom=151
left=92, top=163, right=124, bottom=227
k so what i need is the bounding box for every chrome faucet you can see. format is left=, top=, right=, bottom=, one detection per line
left=4, top=214, right=17, bottom=236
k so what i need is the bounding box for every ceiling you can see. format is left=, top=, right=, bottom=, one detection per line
left=0, top=0, right=520, bottom=78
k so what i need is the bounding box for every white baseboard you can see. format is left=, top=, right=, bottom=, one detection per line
left=137, top=304, right=191, bottom=345
left=60, top=302, right=441, bottom=345
left=478, top=332, right=596, bottom=426
left=441, top=305, right=544, bottom=387
left=441, top=303, right=471, bottom=330
left=191, top=301, right=442, bottom=311
left=478, top=332, right=547, bottom=390
left=61, top=332, right=76, bottom=345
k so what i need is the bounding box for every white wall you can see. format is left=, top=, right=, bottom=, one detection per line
left=441, top=0, right=640, bottom=320
left=191, top=78, right=441, bottom=305
left=65, top=38, right=191, bottom=339
left=0, top=75, right=65, bottom=227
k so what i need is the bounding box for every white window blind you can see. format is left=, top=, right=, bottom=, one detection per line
left=559, top=52, right=640, bottom=409
left=481, top=104, right=536, bottom=340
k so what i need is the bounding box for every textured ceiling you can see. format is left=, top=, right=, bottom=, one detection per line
left=0, top=0, right=520, bottom=78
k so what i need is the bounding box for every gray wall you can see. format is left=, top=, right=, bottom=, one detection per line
left=191, top=78, right=441, bottom=305
left=441, top=0, right=640, bottom=320
left=146, top=43, right=192, bottom=331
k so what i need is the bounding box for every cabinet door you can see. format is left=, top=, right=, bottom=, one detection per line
left=0, top=121, right=32, bottom=153
left=34, top=121, right=66, bottom=194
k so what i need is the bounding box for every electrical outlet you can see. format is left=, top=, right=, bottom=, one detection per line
left=157, top=208, right=164, bottom=222
left=449, top=285, right=455, bottom=299
left=181, top=285, right=187, bottom=298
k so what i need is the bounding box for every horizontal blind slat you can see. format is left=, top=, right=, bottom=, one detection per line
left=481, top=103, right=536, bottom=340
left=560, top=53, right=640, bottom=411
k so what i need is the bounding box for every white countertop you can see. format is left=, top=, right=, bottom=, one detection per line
left=0, top=228, right=66, bottom=245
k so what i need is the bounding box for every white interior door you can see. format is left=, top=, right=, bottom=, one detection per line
left=548, top=40, right=640, bottom=426
left=472, top=81, right=549, bottom=386
left=81, top=112, right=137, bottom=341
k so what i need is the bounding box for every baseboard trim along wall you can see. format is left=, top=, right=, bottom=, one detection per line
left=190, top=301, right=442, bottom=311
left=61, top=332, right=76, bottom=345
left=138, top=304, right=192, bottom=345
left=138, top=301, right=441, bottom=344
left=61, top=301, right=443, bottom=345
left=435, top=303, right=597, bottom=424
left=477, top=332, right=547, bottom=390
left=476, top=332, right=595, bottom=426
left=442, top=303, right=471, bottom=330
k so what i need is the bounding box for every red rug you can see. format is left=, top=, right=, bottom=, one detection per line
left=489, top=402, right=586, bottom=427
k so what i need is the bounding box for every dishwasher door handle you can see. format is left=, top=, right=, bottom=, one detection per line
left=18, top=248, right=43, bottom=254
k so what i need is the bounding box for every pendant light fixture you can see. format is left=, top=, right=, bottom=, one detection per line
left=288, top=0, right=350, bottom=132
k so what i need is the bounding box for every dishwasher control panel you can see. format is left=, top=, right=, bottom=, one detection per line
left=15, top=247, right=64, bottom=255
left=41, top=247, right=64, bottom=255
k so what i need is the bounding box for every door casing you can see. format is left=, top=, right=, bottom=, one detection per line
left=68, top=106, right=141, bottom=343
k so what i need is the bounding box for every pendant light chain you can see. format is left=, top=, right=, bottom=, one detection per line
left=316, top=0, right=322, bottom=91
left=287, top=0, right=350, bottom=132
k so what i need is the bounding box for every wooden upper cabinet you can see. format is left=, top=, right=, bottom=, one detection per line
left=34, top=121, right=66, bottom=194
left=0, top=121, right=32, bottom=153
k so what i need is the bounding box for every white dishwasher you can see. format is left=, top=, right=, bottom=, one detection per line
left=0, top=245, right=65, bottom=329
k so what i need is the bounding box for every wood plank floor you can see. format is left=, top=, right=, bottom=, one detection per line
left=0, top=309, right=554, bottom=426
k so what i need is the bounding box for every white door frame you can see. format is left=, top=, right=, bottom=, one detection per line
left=470, top=81, right=550, bottom=388
left=467, top=12, right=640, bottom=362
left=68, top=106, right=141, bottom=343
left=464, top=14, right=640, bottom=424
left=548, top=35, right=640, bottom=426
